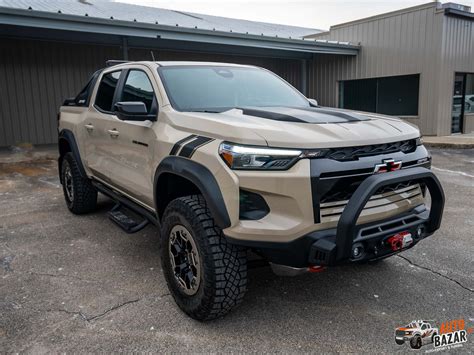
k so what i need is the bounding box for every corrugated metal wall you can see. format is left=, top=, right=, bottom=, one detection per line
left=437, top=14, right=474, bottom=135
left=0, top=38, right=303, bottom=147
left=307, top=3, right=466, bottom=136
left=0, top=38, right=121, bottom=146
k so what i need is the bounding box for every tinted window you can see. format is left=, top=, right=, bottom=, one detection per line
left=339, top=78, right=377, bottom=113
left=121, top=70, right=155, bottom=113
left=465, top=74, right=474, bottom=113
left=73, top=69, right=102, bottom=107
left=95, top=71, right=121, bottom=112
left=158, top=66, right=309, bottom=112
left=339, top=74, right=420, bottom=116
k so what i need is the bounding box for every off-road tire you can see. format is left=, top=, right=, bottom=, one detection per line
left=61, top=152, right=97, bottom=214
left=395, top=339, right=404, bottom=345
left=160, top=195, right=247, bottom=321
left=410, top=335, right=422, bottom=349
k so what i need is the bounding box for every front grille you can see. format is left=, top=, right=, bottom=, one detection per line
left=396, top=330, right=406, bottom=337
left=320, top=139, right=417, bottom=161
left=319, top=183, right=423, bottom=223
left=321, top=181, right=417, bottom=204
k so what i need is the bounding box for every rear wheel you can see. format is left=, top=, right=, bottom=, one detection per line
left=160, top=195, right=247, bottom=321
left=61, top=152, right=97, bottom=214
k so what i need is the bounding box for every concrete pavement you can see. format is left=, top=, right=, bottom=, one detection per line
left=0, top=147, right=473, bottom=353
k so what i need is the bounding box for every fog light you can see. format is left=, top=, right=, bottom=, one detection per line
left=239, top=189, right=270, bottom=220
left=352, top=243, right=364, bottom=259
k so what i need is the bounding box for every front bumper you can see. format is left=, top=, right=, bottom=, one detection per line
left=228, top=167, right=444, bottom=267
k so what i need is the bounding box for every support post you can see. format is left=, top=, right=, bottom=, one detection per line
left=122, top=37, right=128, bottom=60
left=301, top=59, right=308, bottom=96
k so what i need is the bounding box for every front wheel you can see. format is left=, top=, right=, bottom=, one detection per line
left=160, top=195, right=247, bottom=321
left=410, top=335, right=422, bottom=349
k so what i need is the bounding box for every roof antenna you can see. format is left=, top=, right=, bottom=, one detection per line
left=150, top=50, right=156, bottom=61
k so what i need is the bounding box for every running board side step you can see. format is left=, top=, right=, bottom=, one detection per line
left=108, top=203, right=149, bottom=233
left=91, top=180, right=160, bottom=233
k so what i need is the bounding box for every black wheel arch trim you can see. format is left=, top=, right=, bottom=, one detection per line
left=154, top=156, right=231, bottom=229
left=58, top=129, right=87, bottom=181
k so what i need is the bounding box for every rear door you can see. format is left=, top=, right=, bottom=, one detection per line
left=84, top=70, right=122, bottom=178
left=100, top=67, right=159, bottom=207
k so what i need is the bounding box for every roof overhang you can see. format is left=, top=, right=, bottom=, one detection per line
left=444, top=7, right=474, bottom=20
left=0, top=7, right=359, bottom=58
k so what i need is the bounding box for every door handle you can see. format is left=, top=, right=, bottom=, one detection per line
left=108, top=129, right=120, bottom=138
left=84, top=124, right=94, bottom=132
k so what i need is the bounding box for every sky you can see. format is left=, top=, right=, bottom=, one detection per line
left=115, top=0, right=474, bottom=30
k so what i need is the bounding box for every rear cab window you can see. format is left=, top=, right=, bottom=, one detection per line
left=94, top=71, right=122, bottom=112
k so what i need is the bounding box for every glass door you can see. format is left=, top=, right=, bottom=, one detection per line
left=452, top=74, right=466, bottom=134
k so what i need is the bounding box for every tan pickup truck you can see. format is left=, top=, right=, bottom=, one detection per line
left=58, top=61, right=445, bottom=320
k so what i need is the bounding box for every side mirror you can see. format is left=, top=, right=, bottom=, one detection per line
left=114, top=101, right=157, bottom=121
left=308, top=98, right=318, bottom=107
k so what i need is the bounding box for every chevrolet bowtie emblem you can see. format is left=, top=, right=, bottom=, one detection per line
left=374, top=159, right=402, bottom=173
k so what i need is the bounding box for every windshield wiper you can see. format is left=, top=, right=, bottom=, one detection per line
left=187, top=109, right=222, bottom=113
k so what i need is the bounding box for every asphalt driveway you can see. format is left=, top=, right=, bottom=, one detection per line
left=1, top=147, right=473, bottom=353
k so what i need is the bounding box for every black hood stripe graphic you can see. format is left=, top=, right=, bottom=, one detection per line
left=240, top=108, right=306, bottom=123
left=240, top=106, right=370, bottom=124
left=298, top=107, right=368, bottom=122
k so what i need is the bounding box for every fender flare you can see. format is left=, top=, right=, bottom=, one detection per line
left=154, top=156, right=231, bottom=229
left=58, top=129, right=87, bottom=179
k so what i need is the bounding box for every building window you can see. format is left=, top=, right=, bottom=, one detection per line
left=94, top=71, right=122, bottom=112
left=465, top=74, right=474, bottom=114
left=339, top=74, right=420, bottom=116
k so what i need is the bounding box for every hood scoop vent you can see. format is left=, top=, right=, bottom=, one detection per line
left=240, top=106, right=371, bottom=124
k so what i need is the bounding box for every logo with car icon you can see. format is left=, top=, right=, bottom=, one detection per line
left=395, top=320, right=438, bottom=349
left=395, top=319, right=471, bottom=351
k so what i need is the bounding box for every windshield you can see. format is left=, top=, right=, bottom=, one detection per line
left=158, top=66, right=310, bottom=112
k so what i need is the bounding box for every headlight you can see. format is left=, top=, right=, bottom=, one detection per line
left=219, top=143, right=302, bottom=170
left=416, top=136, right=423, bottom=145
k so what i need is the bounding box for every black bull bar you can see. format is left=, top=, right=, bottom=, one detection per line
left=311, top=167, right=445, bottom=265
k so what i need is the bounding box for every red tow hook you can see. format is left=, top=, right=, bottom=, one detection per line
left=308, top=265, right=326, bottom=273
left=386, top=231, right=413, bottom=251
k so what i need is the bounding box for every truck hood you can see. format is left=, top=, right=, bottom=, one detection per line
left=166, top=106, right=420, bottom=149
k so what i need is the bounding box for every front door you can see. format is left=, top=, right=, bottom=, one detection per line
left=101, top=68, right=158, bottom=207
left=452, top=74, right=465, bottom=134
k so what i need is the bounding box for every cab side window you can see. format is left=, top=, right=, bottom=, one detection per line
left=95, top=71, right=121, bottom=112
left=121, top=70, right=155, bottom=113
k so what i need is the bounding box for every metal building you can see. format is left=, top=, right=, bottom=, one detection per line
left=0, top=0, right=357, bottom=147
left=305, top=2, right=474, bottom=136
left=0, top=1, right=473, bottom=147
